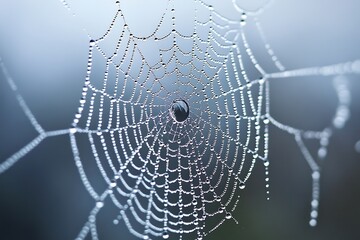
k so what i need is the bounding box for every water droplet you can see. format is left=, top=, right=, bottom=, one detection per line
left=312, top=171, right=320, bottom=180
left=169, top=99, right=189, bottom=123
left=110, top=181, right=117, bottom=188
left=317, top=147, right=327, bottom=159
left=355, top=140, right=360, bottom=153
left=311, top=210, right=318, bottom=218
left=89, top=215, right=96, bottom=223
left=225, top=212, right=232, bottom=219
left=162, top=232, right=169, bottom=239
left=309, top=219, right=317, bottom=227
left=96, top=201, right=104, bottom=208
left=311, top=200, right=319, bottom=208
left=239, top=182, right=246, bottom=189
left=70, top=128, right=77, bottom=134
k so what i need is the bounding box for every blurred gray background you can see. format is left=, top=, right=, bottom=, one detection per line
left=1, top=0, right=360, bottom=239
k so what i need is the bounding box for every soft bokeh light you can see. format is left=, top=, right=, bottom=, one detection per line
left=1, top=1, right=360, bottom=240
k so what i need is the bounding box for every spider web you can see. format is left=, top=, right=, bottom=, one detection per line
left=0, top=0, right=359, bottom=239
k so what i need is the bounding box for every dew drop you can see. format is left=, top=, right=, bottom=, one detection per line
left=312, top=171, right=320, bottom=180
left=70, top=128, right=77, bottom=134
left=309, top=219, right=317, bottom=227
left=169, top=99, right=190, bottom=123
left=311, top=210, right=318, bottom=218
left=355, top=140, right=360, bottom=153
left=317, top=147, right=327, bottom=159
left=263, top=160, right=270, bottom=167
left=162, top=232, right=169, bottom=239
left=89, top=215, right=96, bottom=223
left=110, top=181, right=117, bottom=188
left=96, top=201, right=104, bottom=208
left=311, top=200, right=319, bottom=208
